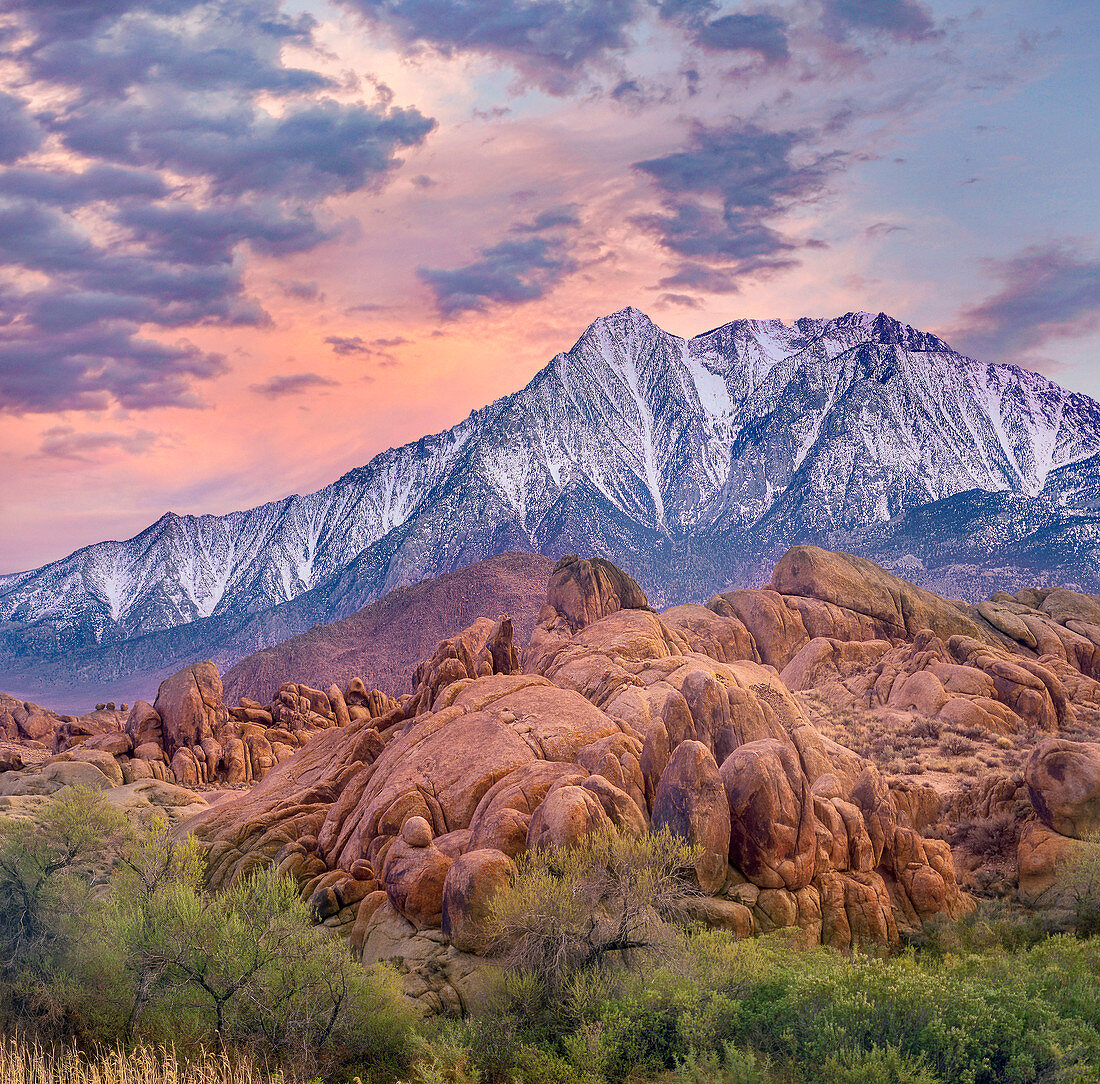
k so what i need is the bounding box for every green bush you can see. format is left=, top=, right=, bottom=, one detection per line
left=822, top=1045, right=940, bottom=1084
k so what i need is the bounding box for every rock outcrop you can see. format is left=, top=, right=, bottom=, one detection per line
left=1018, top=738, right=1100, bottom=913
left=181, top=549, right=977, bottom=1006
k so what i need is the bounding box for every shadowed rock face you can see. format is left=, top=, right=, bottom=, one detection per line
left=541, top=555, right=651, bottom=633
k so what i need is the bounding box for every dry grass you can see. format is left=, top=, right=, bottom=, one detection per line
left=793, top=690, right=1060, bottom=789
left=0, top=1037, right=278, bottom=1084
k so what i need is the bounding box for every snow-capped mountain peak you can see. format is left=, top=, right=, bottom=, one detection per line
left=3, top=307, right=1099, bottom=702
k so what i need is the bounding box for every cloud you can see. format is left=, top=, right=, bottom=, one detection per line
left=419, top=236, right=576, bottom=316
left=58, top=98, right=435, bottom=200
left=324, top=335, right=408, bottom=364
left=279, top=279, right=324, bottom=301
left=0, top=0, right=436, bottom=413
left=0, top=92, right=44, bottom=163
left=33, top=424, right=162, bottom=461
left=950, top=243, right=1100, bottom=364
left=822, top=0, right=937, bottom=43
left=633, top=120, right=839, bottom=291
left=336, top=0, right=639, bottom=92
left=693, top=13, right=788, bottom=61
left=512, top=204, right=580, bottom=232
left=656, top=291, right=703, bottom=308
left=418, top=203, right=582, bottom=315
left=655, top=2, right=788, bottom=63
left=250, top=372, right=338, bottom=398
left=0, top=328, right=227, bottom=413
left=0, top=164, right=169, bottom=205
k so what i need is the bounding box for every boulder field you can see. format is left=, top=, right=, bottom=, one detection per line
left=6, top=545, right=1100, bottom=1014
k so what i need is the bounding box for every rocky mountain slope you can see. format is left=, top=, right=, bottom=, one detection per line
left=4, top=307, right=1099, bottom=706
left=221, top=551, right=552, bottom=705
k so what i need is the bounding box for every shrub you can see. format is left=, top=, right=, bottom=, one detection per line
left=484, top=827, right=698, bottom=994
left=1059, top=829, right=1100, bottom=937
left=0, top=786, right=130, bottom=1030
left=951, top=812, right=1020, bottom=863
left=822, top=1045, right=940, bottom=1084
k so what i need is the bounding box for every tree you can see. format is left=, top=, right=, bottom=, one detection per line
left=485, top=827, right=699, bottom=993
left=0, top=786, right=129, bottom=991
left=111, top=814, right=206, bottom=1040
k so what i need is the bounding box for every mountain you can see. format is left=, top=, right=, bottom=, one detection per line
left=3, top=306, right=1099, bottom=708
left=221, top=551, right=552, bottom=705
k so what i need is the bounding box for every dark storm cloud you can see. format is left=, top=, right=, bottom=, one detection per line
left=336, top=0, right=639, bottom=92
left=632, top=121, right=839, bottom=291
left=419, top=236, right=576, bottom=316
left=0, top=0, right=436, bottom=414
left=250, top=372, right=338, bottom=398
left=951, top=243, right=1100, bottom=364
left=0, top=92, right=44, bottom=163
left=822, top=0, right=937, bottom=42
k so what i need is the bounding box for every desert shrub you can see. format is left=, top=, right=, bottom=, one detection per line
left=1057, top=829, right=1100, bottom=937
left=117, top=862, right=416, bottom=1080
left=485, top=827, right=698, bottom=995
left=951, top=812, right=1020, bottom=863
left=939, top=734, right=976, bottom=756
left=672, top=1043, right=770, bottom=1084
left=915, top=902, right=1050, bottom=955
left=0, top=786, right=130, bottom=1029
left=676, top=930, right=1100, bottom=1084
left=0, top=789, right=415, bottom=1082
left=821, top=1045, right=940, bottom=1084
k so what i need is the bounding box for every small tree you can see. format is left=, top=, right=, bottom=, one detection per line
left=485, top=827, right=699, bottom=994
left=111, top=815, right=206, bottom=1039
left=0, top=786, right=129, bottom=994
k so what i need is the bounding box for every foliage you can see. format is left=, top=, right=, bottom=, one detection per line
left=1057, top=828, right=1100, bottom=937
left=484, top=827, right=698, bottom=992
left=821, top=1045, right=940, bottom=1084
left=0, top=788, right=416, bottom=1082
left=0, top=786, right=130, bottom=1025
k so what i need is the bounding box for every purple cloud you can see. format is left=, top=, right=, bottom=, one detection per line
left=336, top=0, right=639, bottom=92
left=823, top=0, right=937, bottom=43
left=951, top=243, right=1100, bottom=363
left=633, top=121, right=839, bottom=291
left=0, top=92, right=44, bottom=163
left=250, top=372, right=339, bottom=398
left=419, top=236, right=576, bottom=316
left=33, top=425, right=162, bottom=461
left=0, top=0, right=436, bottom=414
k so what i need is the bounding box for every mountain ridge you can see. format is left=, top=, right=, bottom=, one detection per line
left=3, top=305, right=1099, bottom=705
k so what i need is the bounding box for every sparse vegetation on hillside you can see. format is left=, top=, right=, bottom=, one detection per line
left=4, top=789, right=1100, bottom=1084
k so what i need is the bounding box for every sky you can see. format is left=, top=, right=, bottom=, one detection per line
left=0, top=0, right=1098, bottom=573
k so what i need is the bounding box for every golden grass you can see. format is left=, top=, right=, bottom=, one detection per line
left=0, top=1037, right=279, bottom=1084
